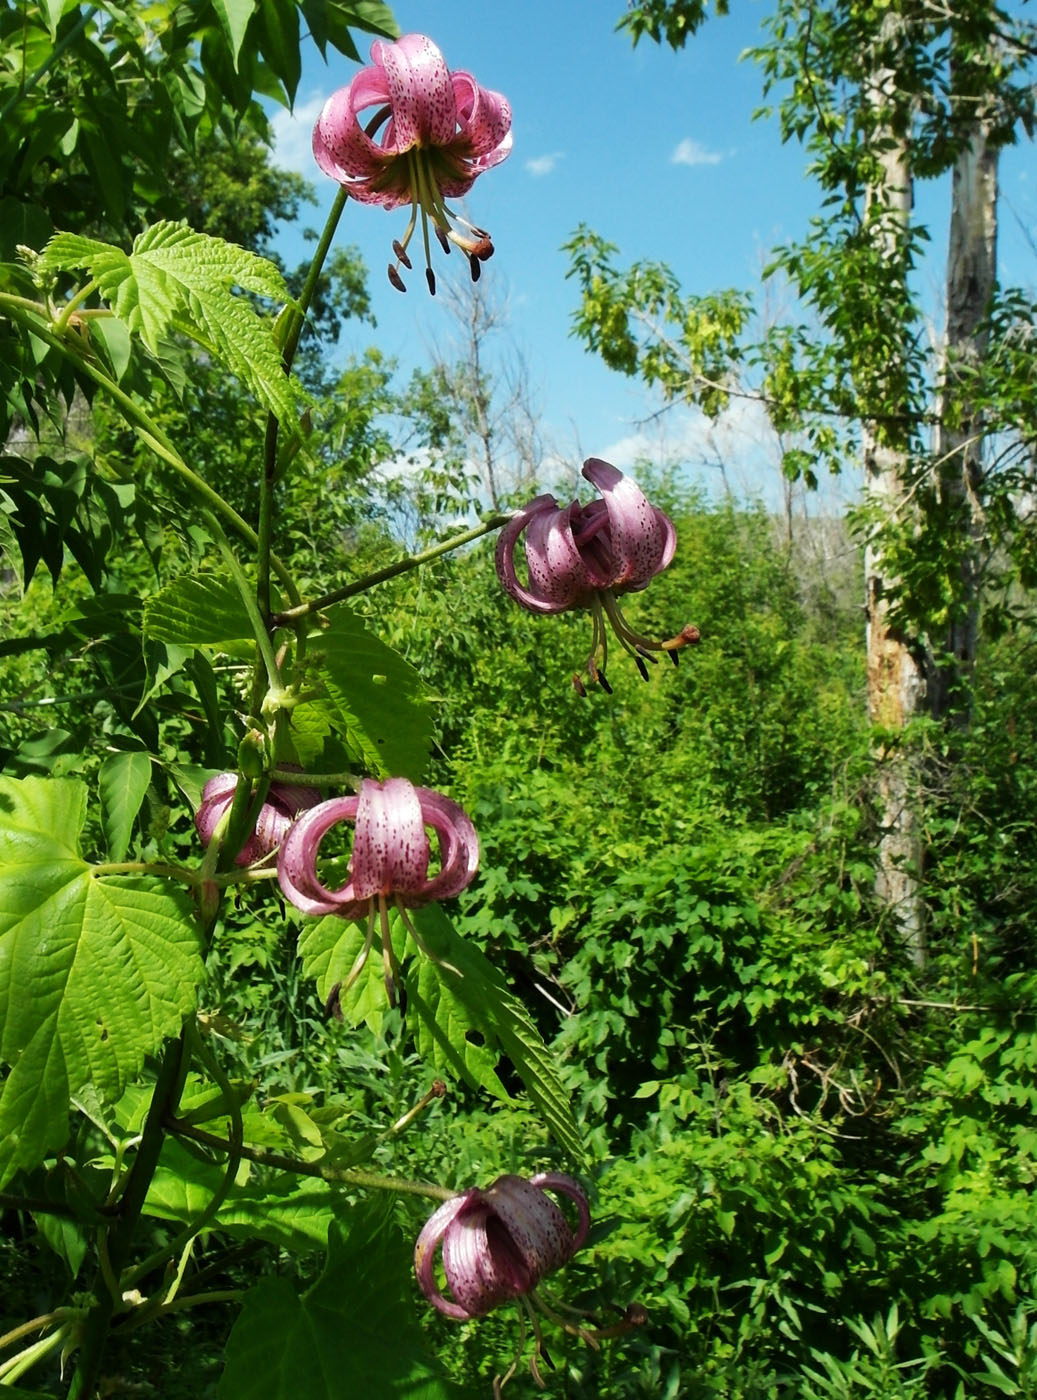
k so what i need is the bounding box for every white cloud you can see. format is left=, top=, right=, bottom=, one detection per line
left=269, top=93, right=327, bottom=175
left=670, top=137, right=724, bottom=167
left=525, top=152, right=563, bottom=177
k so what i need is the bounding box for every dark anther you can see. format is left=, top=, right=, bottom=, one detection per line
left=636, top=646, right=659, bottom=664
left=635, top=655, right=650, bottom=682
left=670, top=649, right=680, bottom=666
left=469, top=254, right=482, bottom=283
left=387, top=264, right=407, bottom=293
left=426, top=267, right=437, bottom=296
left=323, top=981, right=344, bottom=1022
left=435, top=226, right=451, bottom=255
left=392, top=239, right=412, bottom=270
left=598, top=669, right=614, bottom=695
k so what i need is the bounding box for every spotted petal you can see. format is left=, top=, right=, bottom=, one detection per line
left=350, top=777, right=430, bottom=899
left=495, top=495, right=589, bottom=614
left=582, top=458, right=676, bottom=590
left=276, top=795, right=367, bottom=917
left=375, top=33, right=457, bottom=149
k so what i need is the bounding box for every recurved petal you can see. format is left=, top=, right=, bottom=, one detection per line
left=377, top=34, right=457, bottom=149
left=529, top=1172, right=591, bottom=1255
left=351, top=778, right=431, bottom=899
left=495, top=495, right=589, bottom=614
left=441, top=1197, right=534, bottom=1316
left=414, top=1192, right=476, bottom=1320
left=416, top=788, right=479, bottom=902
left=582, top=458, right=677, bottom=588
left=276, top=796, right=363, bottom=916
left=313, top=86, right=390, bottom=184
left=484, top=1174, right=576, bottom=1281
left=451, top=71, right=513, bottom=160
left=524, top=499, right=595, bottom=606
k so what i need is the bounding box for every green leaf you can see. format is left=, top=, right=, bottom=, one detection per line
left=143, top=572, right=254, bottom=648
left=143, top=1138, right=339, bottom=1254
left=217, top=1205, right=471, bottom=1400
left=98, top=751, right=152, bottom=861
left=297, top=913, right=406, bottom=1036
left=212, top=0, right=258, bottom=68
left=408, top=905, right=585, bottom=1163
left=257, top=0, right=301, bottom=104
left=297, top=905, right=583, bottom=1162
left=303, top=604, right=432, bottom=780
left=87, top=316, right=132, bottom=382
left=0, top=777, right=203, bottom=1185
left=38, top=223, right=298, bottom=428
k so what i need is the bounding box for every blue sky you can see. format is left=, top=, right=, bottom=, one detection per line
left=269, top=0, right=1035, bottom=505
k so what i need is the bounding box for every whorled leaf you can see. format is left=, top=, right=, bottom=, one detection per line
left=0, top=777, right=203, bottom=1185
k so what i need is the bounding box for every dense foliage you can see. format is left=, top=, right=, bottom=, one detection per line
left=1, top=3, right=1036, bottom=1400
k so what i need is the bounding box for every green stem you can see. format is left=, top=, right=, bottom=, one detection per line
left=0, top=1309, right=74, bottom=1355
left=53, top=278, right=99, bottom=333
left=0, top=297, right=300, bottom=606
left=167, top=1119, right=453, bottom=1203
left=124, top=1028, right=244, bottom=1290
left=256, top=186, right=348, bottom=623
left=114, top=1288, right=242, bottom=1333
left=269, top=767, right=357, bottom=789
left=204, top=510, right=282, bottom=693
left=91, top=861, right=198, bottom=884
left=65, top=1033, right=189, bottom=1400
left=272, top=513, right=511, bottom=624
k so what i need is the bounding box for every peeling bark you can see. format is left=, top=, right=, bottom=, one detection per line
left=862, top=19, right=927, bottom=966
left=930, top=113, right=999, bottom=722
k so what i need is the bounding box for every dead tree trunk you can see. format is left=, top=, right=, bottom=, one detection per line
left=929, top=107, right=999, bottom=722
left=862, top=19, right=927, bottom=965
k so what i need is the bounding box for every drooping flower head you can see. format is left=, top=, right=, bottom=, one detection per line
left=313, top=34, right=512, bottom=294
left=415, top=1173, right=590, bottom=1322
left=194, top=771, right=320, bottom=866
left=416, top=1173, right=640, bottom=1392
left=277, top=777, right=478, bottom=1003
left=495, top=458, right=700, bottom=692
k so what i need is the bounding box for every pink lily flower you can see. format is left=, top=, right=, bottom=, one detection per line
left=194, top=771, right=320, bottom=866
left=312, top=33, right=512, bottom=294
left=414, top=1173, right=590, bottom=1322
left=415, top=1173, right=635, bottom=1393
left=495, top=458, right=700, bottom=691
left=276, top=777, right=478, bottom=1003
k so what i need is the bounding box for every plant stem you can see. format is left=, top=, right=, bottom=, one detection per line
left=272, top=513, right=512, bottom=624
left=123, top=1028, right=244, bottom=1290
left=65, top=1033, right=189, bottom=1400
left=269, top=767, right=358, bottom=789
left=167, top=1119, right=454, bottom=1203
left=204, top=510, right=282, bottom=693
left=256, top=186, right=348, bottom=623
left=53, top=278, right=99, bottom=332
